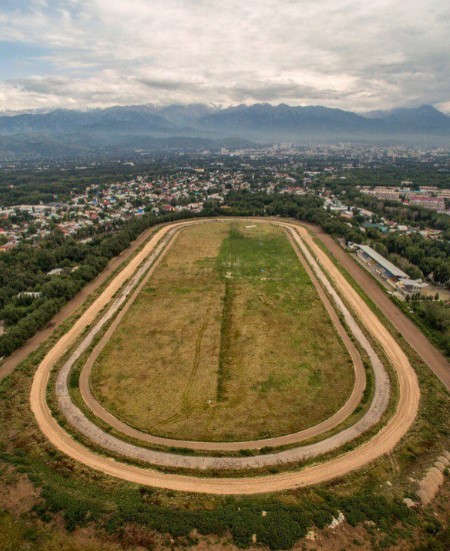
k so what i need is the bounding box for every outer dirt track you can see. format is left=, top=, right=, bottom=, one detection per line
left=30, top=219, right=421, bottom=494
left=302, top=222, right=450, bottom=391
left=53, top=221, right=388, bottom=470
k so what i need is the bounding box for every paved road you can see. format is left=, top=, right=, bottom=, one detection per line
left=30, top=220, right=420, bottom=494
left=301, top=222, right=450, bottom=391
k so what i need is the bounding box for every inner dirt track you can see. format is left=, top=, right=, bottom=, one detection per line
left=75, top=222, right=367, bottom=452
left=52, top=221, right=389, bottom=469
left=30, top=218, right=420, bottom=494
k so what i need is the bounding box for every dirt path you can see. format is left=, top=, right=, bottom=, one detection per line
left=76, top=224, right=366, bottom=451
left=0, top=222, right=165, bottom=381
left=29, top=219, right=420, bottom=492
left=301, top=222, right=450, bottom=391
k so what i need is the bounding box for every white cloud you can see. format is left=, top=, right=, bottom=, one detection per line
left=0, top=0, right=449, bottom=111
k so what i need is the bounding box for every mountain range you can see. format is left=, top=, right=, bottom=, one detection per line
left=0, top=103, right=449, bottom=158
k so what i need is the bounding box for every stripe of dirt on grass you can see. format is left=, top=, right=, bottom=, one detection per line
left=216, top=278, right=236, bottom=402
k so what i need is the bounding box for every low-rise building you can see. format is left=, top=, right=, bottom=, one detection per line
left=356, top=244, right=427, bottom=295
left=356, top=245, right=409, bottom=282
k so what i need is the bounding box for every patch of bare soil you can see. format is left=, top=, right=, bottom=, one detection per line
left=0, top=468, right=40, bottom=515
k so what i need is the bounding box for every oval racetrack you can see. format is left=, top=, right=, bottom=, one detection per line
left=30, top=219, right=420, bottom=494
left=73, top=222, right=368, bottom=452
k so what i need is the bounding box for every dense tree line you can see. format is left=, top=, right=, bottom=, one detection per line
left=0, top=210, right=200, bottom=357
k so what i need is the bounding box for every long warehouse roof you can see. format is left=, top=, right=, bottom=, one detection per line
left=357, top=245, right=409, bottom=278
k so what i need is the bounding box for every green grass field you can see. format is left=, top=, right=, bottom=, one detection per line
left=90, top=221, right=354, bottom=441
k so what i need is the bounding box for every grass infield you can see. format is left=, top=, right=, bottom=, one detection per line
left=90, top=221, right=354, bottom=441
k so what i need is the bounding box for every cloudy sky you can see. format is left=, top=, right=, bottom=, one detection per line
left=0, top=0, right=449, bottom=112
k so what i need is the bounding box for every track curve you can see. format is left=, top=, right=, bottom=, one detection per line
left=30, top=219, right=420, bottom=494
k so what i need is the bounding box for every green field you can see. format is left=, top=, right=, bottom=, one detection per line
left=90, top=221, right=354, bottom=441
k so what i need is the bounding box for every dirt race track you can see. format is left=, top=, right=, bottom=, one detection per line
left=302, top=222, right=450, bottom=391
left=51, top=220, right=390, bottom=470
left=29, top=219, right=422, bottom=494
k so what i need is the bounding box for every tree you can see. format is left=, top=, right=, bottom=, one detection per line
left=433, top=260, right=450, bottom=285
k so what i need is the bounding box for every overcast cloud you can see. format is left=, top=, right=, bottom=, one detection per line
left=0, top=0, right=449, bottom=112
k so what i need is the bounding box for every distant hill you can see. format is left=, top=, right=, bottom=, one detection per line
left=362, top=105, right=450, bottom=131
left=199, top=103, right=379, bottom=138
left=0, top=103, right=448, bottom=158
